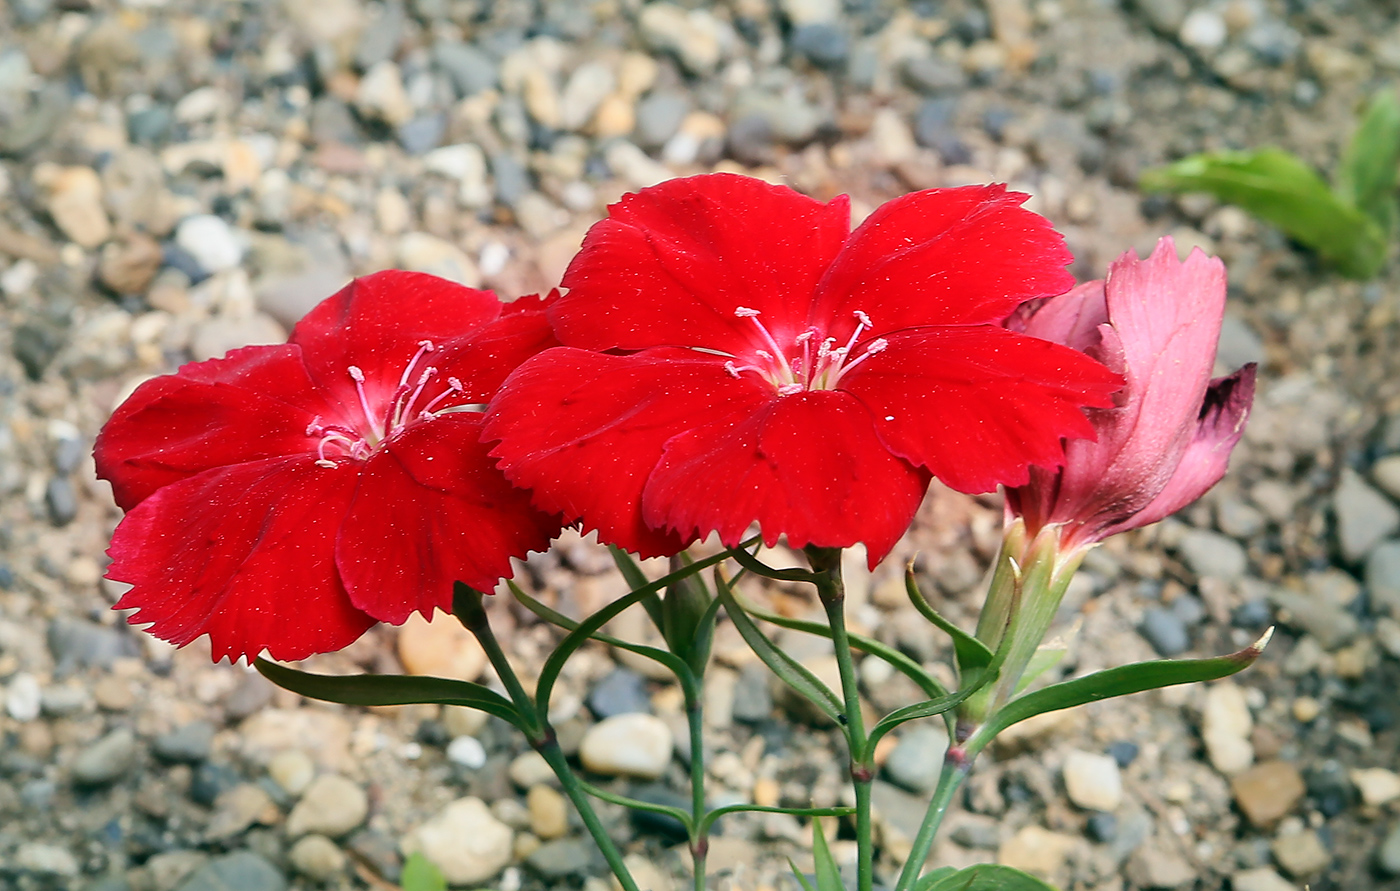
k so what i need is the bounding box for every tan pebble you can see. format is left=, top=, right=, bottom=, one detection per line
left=267, top=749, right=315, bottom=796
left=93, top=676, right=137, bottom=712
left=1231, top=760, right=1305, bottom=828
left=613, top=853, right=675, bottom=891
left=752, top=776, right=780, bottom=808
left=441, top=705, right=489, bottom=738
left=527, top=784, right=569, bottom=839
left=98, top=232, right=163, bottom=294
left=513, top=832, right=541, bottom=861
left=997, top=825, right=1077, bottom=880
left=396, top=610, right=487, bottom=681
left=35, top=163, right=111, bottom=248
left=592, top=94, right=636, bottom=138
left=1291, top=696, right=1320, bottom=723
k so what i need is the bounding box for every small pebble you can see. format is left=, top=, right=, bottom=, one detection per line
left=446, top=735, right=487, bottom=769
left=1140, top=608, right=1190, bottom=656
left=72, top=727, right=138, bottom=786
left=579, top=713, right=673, bottom=780
left=175, top=215, right=244, bottom=275
left=288, top=833, right=347, bottom=881
left=1062, top=750, right=1123, bottom=812
left=5, top=673, right=42, bottom=722
left=403, top=797, right=514, bottom=886
left=285, top=774, right=369, bottom=839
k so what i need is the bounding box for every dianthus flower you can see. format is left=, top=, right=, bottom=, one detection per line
left=96, top=271, right=562, bottom=662
left=485, top=174, right=1123, bottom=564
left=1003, top=237, right=1257, bottom=551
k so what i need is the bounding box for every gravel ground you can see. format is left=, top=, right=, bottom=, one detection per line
left=4, top=0, right=1400, bottom=889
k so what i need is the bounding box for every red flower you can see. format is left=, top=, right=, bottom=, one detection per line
left=485, top=174, right=1123, bottom=565
left=96, top=271, right=562, bottom=662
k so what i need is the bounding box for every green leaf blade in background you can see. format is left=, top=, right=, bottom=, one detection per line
left=400, top=852, right=447, bottom=891
left=1140, top=148, right=1388, bottom=278
left=1338, top=89, right=1400, bottom=233
left=917, top=863, right=1059, bottom=891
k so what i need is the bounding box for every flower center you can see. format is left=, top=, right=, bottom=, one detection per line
left=723, top=307, right=887, bottom=396
left=307, top=340, right=471, bottom=467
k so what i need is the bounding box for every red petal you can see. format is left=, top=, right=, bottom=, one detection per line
left=644, top=391, right=930, bottom=566
left=291, top=270, right=503, bottom=410
left=94, top=345, right=337, bottom=510
left=813, top=185, right=1074, bottom=334
left=841, top=326, right=1123, bottom=494
left=554, top=173, right=851, bottom=354
left=485, top=347, right=768, bottom=557
left=107, top=458, right=374, bottom=662
left=432, top=293, right=560, bottom=403
left=337, top=415, right=561, bottom=624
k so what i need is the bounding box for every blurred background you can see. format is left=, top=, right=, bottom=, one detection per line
left=2, top=0, right=1400, bottom=889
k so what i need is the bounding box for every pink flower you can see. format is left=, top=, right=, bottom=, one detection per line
left=1004, top=237, right=1257, bottom=550
left=95, top=271, right=562, bottom=662
left=485, top=173, right=1123, bottom=564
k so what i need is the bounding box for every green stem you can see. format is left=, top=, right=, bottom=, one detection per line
left=686, top=683, right=708, bottom=891
left=454, top=586, right=640, bottom=891
left=536, top=735, right=643, bottom=891
left=810, top=548, right=873, bottom=891
left=892, top=752, right=973, bottom=891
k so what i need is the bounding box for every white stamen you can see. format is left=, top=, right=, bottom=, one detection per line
left=734, top=306, right=761, bottom=318
left=777, top=383, right=804, bottom=396
left=724, top=361, right=742, bottom=378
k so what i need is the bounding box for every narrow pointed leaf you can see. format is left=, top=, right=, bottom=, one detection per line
left=509, top=581, right=694, bottom=689
left=788, top=860, right=819, bottom=891
left=698, top=804, right=856, bottom=837
left=919, top=864, right=1057, bottom=891
left=534, top=546, right=741, bottom=713
left=686, top=589, right=726, bottom=678
left=255, top=658, right=522, bottom=726
left=1338, top=89, right=1400, bottom=231
left=811, top=817, right=844, bottom=891
left=970, top=629, right=1273, bottom=750
left=1139, top=149, right=1387, bottom=278
left=864, top=670, right=989, bottom=758
left=715, top=570, right=843, bottom=724
left=609, top=544, right=665, bottom=629
left=729, top=588, right=950, bottom=701
left=578, top=781, right=693, bottom=830
left=905, top=567, right=994, bottom=672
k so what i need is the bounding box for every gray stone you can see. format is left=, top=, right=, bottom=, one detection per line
left=1126, top=843, right=1195, bottom=888
left=175, top=852, right=287, bottom=891
left=1176, top=528, right=1248, bottom=580
left=1220, top=315, right=1265, bottom=369
left=154, top=721, right=216, bottom=763
left=903, top=55, right=966, bottom=94
left=491, top=152, right=530, bottom=207
left=634, top=91, right=689, bottom=150
left=46, top=476, right=77, bottom=526
left=355, top=0, right=405, bottom=69
left=883, top=725, right=948, bottom=794
left=526, top=838, right=601, bottom=880
left=1373, top=455, right=1400, bottom=500
left=1169, top=593, right=1207, bottom=627
left=1378, top=821, right=1400, bottom=876
left=1366, top=540, right=1400, bottom=616
left=1217, top=497, right=1266, bottom=539
left=791, top=24, right=849, bottom=69
left=1267, top=587, right=1360, bottom=650
left=72, top=727, right=139, bottom=786
left=1334, top=469, right=1400, bottom=562
left=434, top=43, right=498, bottom=97
left=587, top=668, right=651, bottom=719
left=1140, top=608, right=1190, bottom=656
left=731, top=663, right=773, bottom=723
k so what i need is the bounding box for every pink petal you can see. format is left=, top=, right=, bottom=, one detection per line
left=1104, top=364, right=1257, bottom=537
left=553, top=173, right=851, bottom=354
left=813, top=185, right=1074, bottom=336
left=644, top=390, right=930, bottom=566
left=839, top=326, right=1122, bottom=494
left=337, top=415, right=561, bottom=624
left=291, top=270, right=504, bottom=411
left=1006, top=279, right=1109, bottom=355
left=94, top=345, right=337, bottom=510
left=1046, top=238, right=1228, bottom=528
left=485, top=346, right=769, bottom=557
left=107, top=458, right=374, bottom=662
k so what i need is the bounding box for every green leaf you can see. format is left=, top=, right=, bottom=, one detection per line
left=913, top=868, right=957, bottom=891
left=864, top=670, right=989, bottom=759
left=727, top=588, right=950, bottom=702
left=788, top=860, right=819, bottom=891
left=811, top=816, right=845, bottom=891
left=400, top=852, right=447, bottom=891
left=698, top=804, right=856, bottom=837
left=904, top=567, right=994, bottom=673
left=609, top=545, right=666, bottom=630
left=254, top=659, right=522, bottom=727
left=919, top=864, right=1058, bottom=891
left=509, top=581, right=695, bottom=691
left=1338, top=89, right=1400, bottom=231
left=714, top=569, right=843, bottom=725
left=1140, top=149, right=1388, bottom=278
left=577, top=780, right=693, bottom=831
left=534, top=546, right=740, bottom=715
left=969, top=629, right=1273, bottom=751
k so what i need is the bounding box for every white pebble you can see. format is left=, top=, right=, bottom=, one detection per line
left=1180, top=10, right=1227, bottom=50
left=5, top=673, right=42, bottom=722
left=446, top=735, right=487, bottom=769
left=176, top=215, right=244, bottom=274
